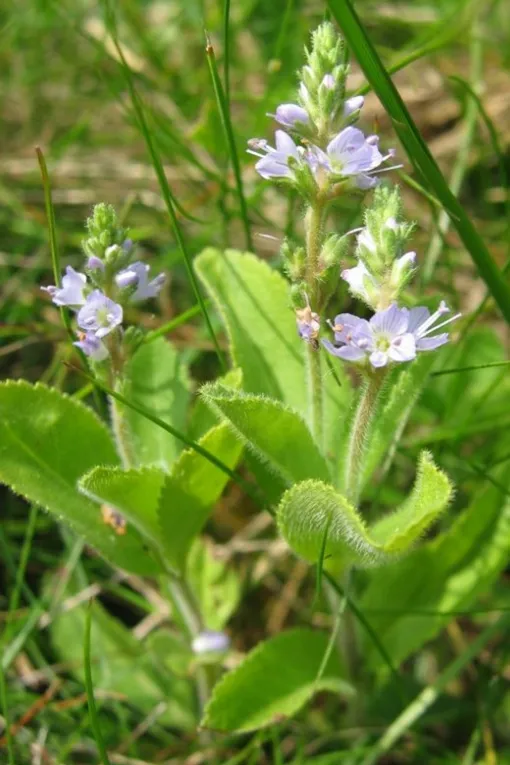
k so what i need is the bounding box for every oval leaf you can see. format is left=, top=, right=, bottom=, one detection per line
left=202, top=628, right=351, bottom=732
left=0, top=381, right=159, bottom=575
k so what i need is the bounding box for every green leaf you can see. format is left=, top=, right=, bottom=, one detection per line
left=158, top=423, right=243, bottom=571
left=201, top=384, right=330, bottom=484
left=202, top=628, right=351, bottom=732
left=277, top=453, right=452, bottom=569
left=363, top=355, right=435, bottom=487
left=79, top=465, right=166, bottom=549
left=327, top=0, right=510, bottom=325
left=121, top=337, right=190, bottom=470
left=188, top=367, right=243, bottom=441
left=195, top=248, right=351, bottom=457
left=369, top=452, right=453, bottom=552
left=196, top=248, right=306, bottom=409
left=0, top=381, right=158, bottom=576
left=360, top=473, right=510, bottom=673
left=50, top=583, right=194, bottom=729
left=187, top=538, right=241, bottom=631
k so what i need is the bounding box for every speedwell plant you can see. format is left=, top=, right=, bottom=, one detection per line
left=0, top=21, right=468, bottom=736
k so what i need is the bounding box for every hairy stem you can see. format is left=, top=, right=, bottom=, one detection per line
left=344, top=371, right=386, bottom=504
left=304, top=200, right=326, bottom=447
left=305, top=344, right=324, bottom=449
left=109, top=387, right=138, bottom=469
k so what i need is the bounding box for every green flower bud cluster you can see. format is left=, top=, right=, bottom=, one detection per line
left=299, top=22, right=349, bottom=138
left=83, top=204, right=128, bottom=264
left=342, top=187, right=417, bottom=310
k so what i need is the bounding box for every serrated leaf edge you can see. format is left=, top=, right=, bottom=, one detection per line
left=200, top=382, right=329, bottom=486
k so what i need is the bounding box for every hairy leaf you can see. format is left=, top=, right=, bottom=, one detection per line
left=195, top=248, right=351, bottom=457
left=202, top=628, right=351, bottom=732
left=369, top=452, right=453, bottom=552
left=201, top=383, right=330, bottom=484
left=121, top=337, right=190, bottom=470
left=79, top=465, right=166, bottom=549
left=277, top=453, right=452, bottom=569
left=0, top=381, right=158, bottom=575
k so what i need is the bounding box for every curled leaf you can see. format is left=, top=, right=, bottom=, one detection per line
left=277, top=452, right=453, bottom=569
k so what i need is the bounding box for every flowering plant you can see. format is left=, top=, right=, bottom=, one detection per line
left=4, top=16, right=509, bottom=754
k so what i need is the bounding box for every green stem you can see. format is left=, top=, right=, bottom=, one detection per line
left=109, top=388, right=137, bottom=469
left=306, top=345, right=324, bottom=449
left=164, top=577, right=210, bottom=715
left=344, top=371, right=385, bottom=504
left=304, top=200, right=326, bottom=447
left=305, top=202, right=325, bottom=305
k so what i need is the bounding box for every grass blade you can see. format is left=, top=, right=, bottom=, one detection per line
left=422, top=17, right=483, bottom=283
left=101, top=1, right=226, bottom=371
left=432, top=360, right=510, bottom=377
left=84, top=600, right=111, bottom=765
left=325, top=572, right=405, bottom=701
left=205, top=32, right=253, bottom=251
left=144, top=302, right=205, bottom=344
left=360, top=613, right=510, bottom=765
left=4, top=505, right=38, bottom=644
left=35, top=147, right=73, bottom=340
left=223, top=0, right=231, bottom=106
left=327, top=0, right=510, bottom=325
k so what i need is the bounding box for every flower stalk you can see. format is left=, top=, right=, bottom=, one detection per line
left=304, top=199, right=326, bottom=447
left=344, top=370, right=386, bottom=503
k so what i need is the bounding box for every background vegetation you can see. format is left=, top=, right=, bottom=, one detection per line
left=1, top=0, right=510, bottom=762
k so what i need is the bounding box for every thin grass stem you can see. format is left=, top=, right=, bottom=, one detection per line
left=205, top=33, right=253, bottom=251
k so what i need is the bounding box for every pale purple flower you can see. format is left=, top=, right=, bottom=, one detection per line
left=323, top=302, right=460, bottom=368
left=77, top=290, right=123, bottom=339
left=73, top=331, right=109, bottom=362
left=296, top=306, right=321, bottom=345
left=248, top=131, right=307, bottom=180
left=192, top=630, right=230, bottom=655
left=87, top=256, right=105, bottom=271
left=407, top=300, right=461, bottom=351
left=270, top=103, right=309, bottom=129
left=310, top=126, right=396, bottom=188
left=115, top=261, right=165, bottom=302
left=42, top=266, right=86, bottom=307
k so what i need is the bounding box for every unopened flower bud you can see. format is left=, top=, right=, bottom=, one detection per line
left=343, top=95, right=364, bottom=118
left=296, top=305, right=321, bottom=347
left=87, top=256, right=105, bottom=271
left=322, top=73, right=335, bottom=90
left=389, top=251, right=416, bottom=290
